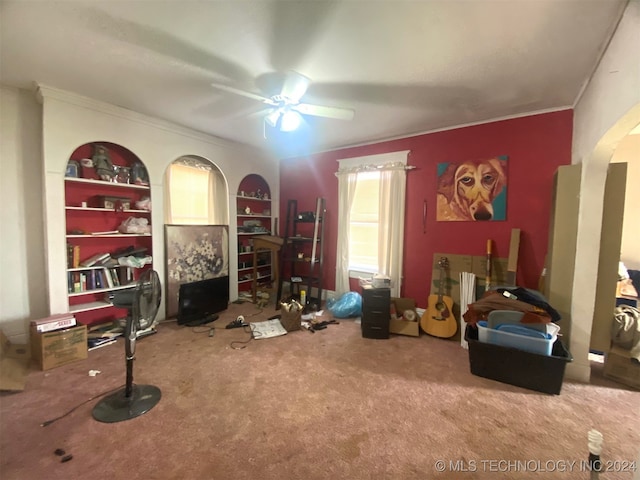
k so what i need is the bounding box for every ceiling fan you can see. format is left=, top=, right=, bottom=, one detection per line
left=210, top=71, right=355, bottom=133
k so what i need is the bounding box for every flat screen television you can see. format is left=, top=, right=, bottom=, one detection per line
left=177, top=276, right=229, bottom=326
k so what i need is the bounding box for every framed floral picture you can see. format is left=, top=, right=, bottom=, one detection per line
left=164, top=225, right=229, bottom=318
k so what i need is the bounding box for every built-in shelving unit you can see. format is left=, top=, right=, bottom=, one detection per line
left=64, top=142, right=152, bottom=327
left=236, top=174, right=273, bottom=298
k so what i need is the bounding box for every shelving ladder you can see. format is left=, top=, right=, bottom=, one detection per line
left=276, top=197, right=326, bottom=310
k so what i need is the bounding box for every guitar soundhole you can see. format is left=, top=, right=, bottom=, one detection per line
left=432, top=301, right=450, bottom=320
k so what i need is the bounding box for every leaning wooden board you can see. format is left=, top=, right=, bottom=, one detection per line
left=506, top=228, right=521, bottom=286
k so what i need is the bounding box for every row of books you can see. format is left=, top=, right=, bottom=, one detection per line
left=67, top=267, right=134, bottom=293
left=67, top=245, right=113, bottom=269
left=67, top=245, right=150, bottom=270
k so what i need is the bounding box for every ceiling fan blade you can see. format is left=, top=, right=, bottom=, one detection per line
left=293, top=103, right=355, bottom=121
left=210, top=83, right=277, bottom=105
left=280, top=71, right=310, bottom=102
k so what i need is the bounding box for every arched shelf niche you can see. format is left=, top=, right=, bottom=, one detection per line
left=64, top=141, right=153, bottom=327
left=163, top=155, right=230, bottom=319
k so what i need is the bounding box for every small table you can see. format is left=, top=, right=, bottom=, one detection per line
left=251, top=235, right=284, bottom=304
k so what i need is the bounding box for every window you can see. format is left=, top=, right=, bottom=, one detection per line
left=168, top=163, right=210, bottom=224
left=165, top=157, right=228, bottom=225
left=335, top=151, right=411, bottom=296
left=348, top=171, right=380, bottom=273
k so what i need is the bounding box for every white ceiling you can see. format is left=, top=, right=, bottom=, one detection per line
left=0, top=0, right=628, bottom=158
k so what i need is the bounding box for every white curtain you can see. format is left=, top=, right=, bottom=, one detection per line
left=378, top=166, right=407, bottom=297
left=335, top=170, right=358, bottom=294
left=335, top=150, right=411, bottom=296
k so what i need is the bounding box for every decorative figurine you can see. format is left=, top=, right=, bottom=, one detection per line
left=65, top=160, right=80, bottom=178
left=131, top=161, right=150, bottom=186
left=92, top=144, right=116, bottom=182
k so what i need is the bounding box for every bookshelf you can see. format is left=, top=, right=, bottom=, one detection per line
left=236, top=174, right=273, bottom=299
left=65, top=142, right=153, bottom=327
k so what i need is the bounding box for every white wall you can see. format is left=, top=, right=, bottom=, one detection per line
left=0, top=87, right=48, bottom=343
left=0, top=84, right=280, bottom=342
left=569, top=0, right=640, bottom=382
left=611, top=133, right=640, bottom=270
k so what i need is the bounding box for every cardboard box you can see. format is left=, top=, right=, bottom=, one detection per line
left=432, top=252, right=509, bottom=303
left=1, top=331, right=31, bottom=391
left=603, top=346, right=640, bottom=390
left=390, top=297, right=420, bottom=336
left=30, top=324, right=87, bottom=371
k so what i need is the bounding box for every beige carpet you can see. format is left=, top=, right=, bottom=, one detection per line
left=1, top=302, right=639, bottom=480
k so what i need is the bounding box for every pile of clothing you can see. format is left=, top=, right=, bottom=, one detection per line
left=463, top=286, right=561, bottom=326
left=612, top=305, right=640, bottom=363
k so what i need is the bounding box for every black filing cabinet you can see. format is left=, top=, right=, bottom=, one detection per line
left=361, top=286, right=390, bottom=339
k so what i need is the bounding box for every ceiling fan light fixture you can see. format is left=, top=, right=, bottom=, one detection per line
left=280, top=110, right=302, bottom=132
left=265, top=109, right=281, bottom=128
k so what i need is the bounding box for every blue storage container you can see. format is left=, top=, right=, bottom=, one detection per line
left=477, top=320, right=559, bottom=356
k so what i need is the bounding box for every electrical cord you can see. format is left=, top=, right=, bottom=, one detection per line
left=230, top=325, right=255, bottom=349
left=190, top=307, right=265, bottom=347
left=41, top=384, right=125, bottom=427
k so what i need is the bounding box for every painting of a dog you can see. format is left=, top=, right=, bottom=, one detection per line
left=436, top=156, right=508, bottom=221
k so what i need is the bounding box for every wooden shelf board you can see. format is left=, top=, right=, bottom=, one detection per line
left=66, top=206, right=151, bottom=214
left=69, top=284, right=135, bottom=298
left=66, top=233, right=151, bottom=238
left=69, top=301, right=113, bottom=314
left=237, top=196, right=270, bottom=202
left=65, top=177, right=149, bottom=190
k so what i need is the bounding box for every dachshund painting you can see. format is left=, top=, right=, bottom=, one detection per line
left=436, top=156, right=507, bottom=221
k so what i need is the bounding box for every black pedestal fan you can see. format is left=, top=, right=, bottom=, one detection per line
left=92, top=269, right=162, bottom=423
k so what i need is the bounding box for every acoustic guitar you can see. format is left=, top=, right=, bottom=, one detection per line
left=420, top=257, right=457, bottom=338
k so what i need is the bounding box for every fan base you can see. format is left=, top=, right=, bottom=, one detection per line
left=92, top=384, right=161, bottom=423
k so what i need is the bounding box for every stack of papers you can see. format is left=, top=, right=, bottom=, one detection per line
left=250, top=319, right=287, bottom=339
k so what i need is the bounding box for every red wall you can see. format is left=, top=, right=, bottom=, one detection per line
left=279, top=110, right=573, bottom=308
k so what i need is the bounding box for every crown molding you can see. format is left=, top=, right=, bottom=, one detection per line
left=34, top=83, right=267, bottom=154
left=331, top=107, right=574, bottom=153
left=278, top=106, right=573, bottom=160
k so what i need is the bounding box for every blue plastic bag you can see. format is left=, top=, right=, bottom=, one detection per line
left=327, top=291, right=363, bottom=318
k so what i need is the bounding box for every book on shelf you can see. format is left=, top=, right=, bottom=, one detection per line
left=67, top=244, right=81, bottom=268
left=103, top=268, right=114, bottom=288
left=80, top=252, right=111, bottom=267
left=118, top=267, right=133, bottom=285
left=67, top=244, right=73, bottom=269
left=109, top=268, right=120, bottom=286
left=72, top=272, right=81, bottom=293
left=30, top=313, right=77, bottom=333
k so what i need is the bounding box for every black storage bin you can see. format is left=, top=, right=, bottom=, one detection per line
left=465, top=325, right=572, bottom=395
